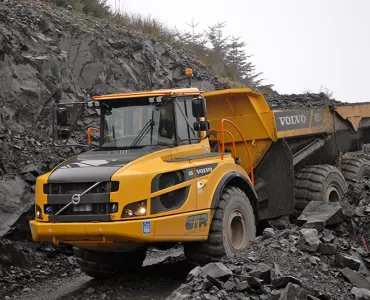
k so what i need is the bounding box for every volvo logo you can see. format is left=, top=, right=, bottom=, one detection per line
left=71, top=194, right=81, bottom=205
left=54, top=181, right=101, bottom=216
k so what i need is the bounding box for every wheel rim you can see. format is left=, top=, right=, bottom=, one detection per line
left=325, top=185, right=341, bottom=202
left=227, top=209, right=247, bottom=252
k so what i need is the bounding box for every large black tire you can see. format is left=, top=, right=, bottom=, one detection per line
left=73, top=247, right=146, bottom=278
left=184, top=186, right=256, bottom=265
left=294, top=165, right=347, bottom=215
left=341, top=157, right=370, bottom=186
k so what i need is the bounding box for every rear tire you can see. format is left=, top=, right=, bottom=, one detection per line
left=184, top=186, right=256, bottom=265
left=73, top=247, right=146, bottom=278
left=294, top=165, right=347, bottom=216
left=341, top=157, right=370, bottom=186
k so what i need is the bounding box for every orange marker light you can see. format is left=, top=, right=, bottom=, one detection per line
left=185, top=68, right=193, bottom=75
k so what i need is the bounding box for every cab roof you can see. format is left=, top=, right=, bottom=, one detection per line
left=92, top=88, right=202, bottom=101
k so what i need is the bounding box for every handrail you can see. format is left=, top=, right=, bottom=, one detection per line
left=216, top=129, right=236, bottom=157
left=220, top=119, right=254, bottom=186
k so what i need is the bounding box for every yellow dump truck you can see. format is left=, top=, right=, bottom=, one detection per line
left=29, top=84, right=370, bottom=277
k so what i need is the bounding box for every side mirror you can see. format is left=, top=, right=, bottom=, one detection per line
left=56, top=107, right=69, bottom=126
left=192, top=96, right=206, bottom=118
left=193, top=120, right=210, bottom=132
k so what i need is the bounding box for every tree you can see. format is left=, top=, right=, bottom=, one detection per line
left=206, top=22, right=229, bottom=73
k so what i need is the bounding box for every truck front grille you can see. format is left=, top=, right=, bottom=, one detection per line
left=44, top=181, right=119, bottom=222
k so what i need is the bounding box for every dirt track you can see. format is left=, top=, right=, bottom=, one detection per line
left=8, top=249, right=186, bottom=300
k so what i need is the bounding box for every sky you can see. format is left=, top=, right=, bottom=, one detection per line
left=107, top=0, right=370, bottom=103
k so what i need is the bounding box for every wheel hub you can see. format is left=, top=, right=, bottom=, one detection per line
left=325, top=185, right=340, bottom=202
left=227, top=209, right=247, bottom=252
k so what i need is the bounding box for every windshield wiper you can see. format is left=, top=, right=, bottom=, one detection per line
left=130, top=119, right=155, bottom=148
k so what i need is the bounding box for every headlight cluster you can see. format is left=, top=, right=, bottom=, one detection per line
left=35, top=204, right=43, bottom=220
left=122, top=200, right=147, bottom=218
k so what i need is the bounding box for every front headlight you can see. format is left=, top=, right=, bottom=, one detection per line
left=35, top=204, right=43, bottom=220
left=121, top=200, right=147, bottom=218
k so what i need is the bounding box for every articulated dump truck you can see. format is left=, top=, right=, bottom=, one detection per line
left=29, top=85, right=370, bottom=278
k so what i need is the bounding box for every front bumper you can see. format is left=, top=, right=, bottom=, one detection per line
left=29, top=209, right=212, bottom=246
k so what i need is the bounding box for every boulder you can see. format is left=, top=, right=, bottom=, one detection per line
left=342, top=268, right=370, bottom=290
left=351, top=287, right=370, bottom=300
left=186, top=266, right=201, bottom=282
left=318, top=242, right=337, bottom=255
left=272, top=283, right=306, bottom=300
left=0, top=177, right=32, bottom=238
left=336, top=253, right=362, bottom=271
left=249, top=263, right=272, bottom=284
left=297, top=201, right=344, bottom=226
left=201, top=263, right=232, bottom=281
left=298, top=229, right=320, bottom=252
left=263, top=227, right=276, bottom=239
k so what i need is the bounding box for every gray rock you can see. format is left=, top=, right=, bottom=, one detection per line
left=268, top=215, right=290, bottom=230
left=249, top=263, right=271, bottom=284
left=351, top=287, right=370, bottom=300
left=321, top=230, right=335, bottom=243
left=298, top=229, right=320, bottom=252
left=297, top=201, right=344, bottom=226
left=0, top=177, right=30, bottom=238
left=205, top=275, right=222, bottom=289
left=271, top=262, right=283, bottom=280
left=342, top=268, right=370, bottom=290
left=236, top=280, right=252, bottom=292
left=355, top=207, right=367, bottom=217
left=336, top=253, right=362, bottom=271
left=223, top=280, right=236, bottom=291
left=318, top=242, right=337, bottom=255
left=263, top=227, right=276, bottom=239
left=276, top=283, right=306, bottom=300
left=201, top=263, right=232, bottom=281
left=303, top=220, right=326, bottom=231
left=271, top=275, right=303, bottom=289
left=186, top=266, right=201, bottom=282
left=245, top=276, right=262, bottom=290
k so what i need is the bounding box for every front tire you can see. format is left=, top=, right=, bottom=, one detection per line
left=184, top=186, right=256, bottom=264
left=73, top=247, right=146, bottom=278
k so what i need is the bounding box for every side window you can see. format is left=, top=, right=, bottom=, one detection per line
left=175, top=100, right=189, bottom=142
left=175, top=98, right=199, bottom=144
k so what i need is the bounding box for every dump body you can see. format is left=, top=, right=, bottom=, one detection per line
left=204, top=89, right=370, bottom=219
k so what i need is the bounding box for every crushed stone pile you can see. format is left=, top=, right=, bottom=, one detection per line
left=265, top=93, right=346, bottom=110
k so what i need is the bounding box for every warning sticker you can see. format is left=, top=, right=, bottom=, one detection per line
left=142, top=221, right=151, bottom=235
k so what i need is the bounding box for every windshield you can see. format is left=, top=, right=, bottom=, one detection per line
left=100, top=101, right=176, bottom=149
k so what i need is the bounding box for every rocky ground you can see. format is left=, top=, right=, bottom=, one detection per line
left=168, top=192, right=370, bottom=300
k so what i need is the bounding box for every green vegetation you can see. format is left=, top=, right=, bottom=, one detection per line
left=43, top=0, right=273, bottom=90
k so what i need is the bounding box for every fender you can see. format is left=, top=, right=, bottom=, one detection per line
left=210, top=171, right=259, bottom=220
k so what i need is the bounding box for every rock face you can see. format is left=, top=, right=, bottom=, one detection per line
left=0, top=0, right=227, bottom=239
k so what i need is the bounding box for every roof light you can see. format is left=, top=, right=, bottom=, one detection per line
left=185, top=68, right=193, bottom=75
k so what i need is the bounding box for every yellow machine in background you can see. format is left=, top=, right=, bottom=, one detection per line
left=30, top=69, right=370, bottom=277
